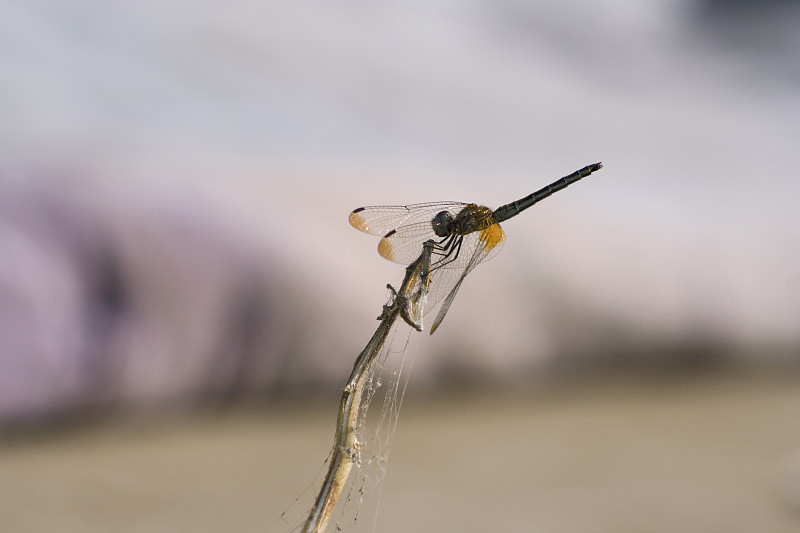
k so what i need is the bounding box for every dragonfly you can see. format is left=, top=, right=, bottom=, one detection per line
left=349, top=162, right=602, bottom=334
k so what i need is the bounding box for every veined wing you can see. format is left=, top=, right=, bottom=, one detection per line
left=376, top=219, right=450, bottom=265
left=428, top=224, right=506, bottom=334
left=349, top=201, right=468, bottom=237
left=402, top=222, right=505, bottom=333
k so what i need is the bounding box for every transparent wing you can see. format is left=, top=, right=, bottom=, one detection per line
left=376, top=219, right=451, bottom=265
left=406, top=223, right=506, bottom=333
left=349, top=202, right=468, bottom=237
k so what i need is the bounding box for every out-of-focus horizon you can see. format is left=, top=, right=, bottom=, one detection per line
left=2, top=0, right=800, bottom=424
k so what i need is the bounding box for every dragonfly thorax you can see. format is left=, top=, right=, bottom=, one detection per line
left=431, top=210, right=454, bottom=237
left=452, top=204, right=496, bottom=235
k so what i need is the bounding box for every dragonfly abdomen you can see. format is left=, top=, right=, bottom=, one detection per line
left=492, top=162, right=602, bottom=222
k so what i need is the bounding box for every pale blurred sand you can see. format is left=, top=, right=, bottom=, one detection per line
left=2, top=371, right=799, bottom=533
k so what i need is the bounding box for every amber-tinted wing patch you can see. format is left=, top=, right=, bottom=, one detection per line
left=348, top=208, right=371, bottom=233
left=378, top=230, right=396, bottom=261
left=479, top=223, right=505, bottom=252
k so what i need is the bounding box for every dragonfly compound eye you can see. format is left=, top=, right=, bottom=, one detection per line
left=431, top=210, right=454, bottom=237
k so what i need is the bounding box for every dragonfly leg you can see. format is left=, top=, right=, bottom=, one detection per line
left=431, top=235, right=463, bottom=271
left=431, top=233, right=455, bottom=254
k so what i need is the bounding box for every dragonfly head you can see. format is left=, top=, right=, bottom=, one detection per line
left=431, top=210, right=454, bottom=237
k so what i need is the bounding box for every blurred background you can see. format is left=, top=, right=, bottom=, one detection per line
left=1, top=1, right=799, bottom=532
